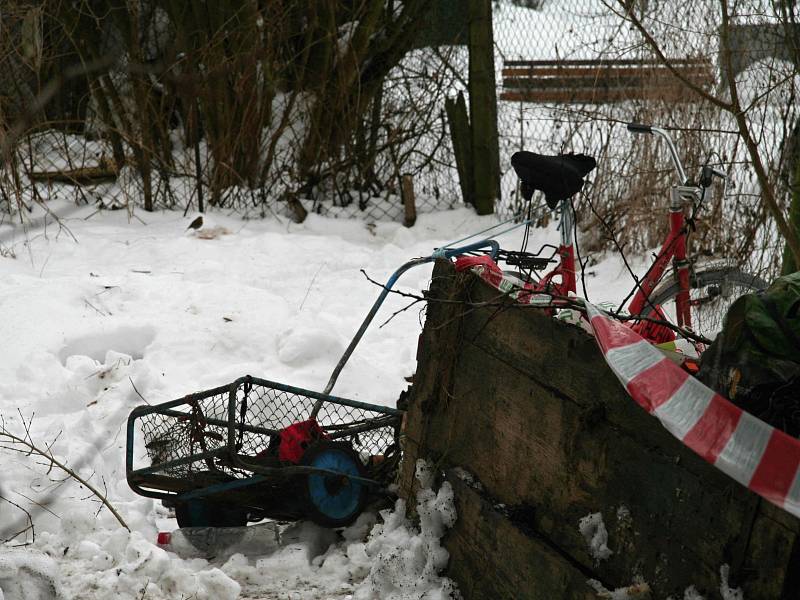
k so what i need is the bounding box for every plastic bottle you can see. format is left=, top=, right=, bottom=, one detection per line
left=156, top=521, right=282, bottom=559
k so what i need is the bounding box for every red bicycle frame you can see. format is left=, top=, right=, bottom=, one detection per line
left=627, top=199, right=692, bottom=327
left=532, top=191, right=696, bottom=330
left=531, top=125, right=706, bottom=333
left=533, top=202, right=577, bottom=296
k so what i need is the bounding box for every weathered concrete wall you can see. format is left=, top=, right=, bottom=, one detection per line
left=399, top=261, right=800, bottom=599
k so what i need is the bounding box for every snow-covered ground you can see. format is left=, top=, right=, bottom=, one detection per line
left=0, top=202, right=640, bottom=599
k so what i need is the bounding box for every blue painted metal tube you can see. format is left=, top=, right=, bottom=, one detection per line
left=126, top=410, right=137, bottom=479
left=131, top=448, right=227, bottom=477
left=311, top=238, right=500, bottom=418
left=176, top=466, right=379, bottom=501
left=176, top=474, right=271, bottom=501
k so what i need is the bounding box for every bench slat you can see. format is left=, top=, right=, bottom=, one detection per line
left=502, top=65, right=714, bottom=79
left=500, top=87, right=703, bottom=103
left=503, top=73, right=713, bottom=90
left=500, top=57, right=714, bottom=104
left=504, top=57, right=711, bottom=68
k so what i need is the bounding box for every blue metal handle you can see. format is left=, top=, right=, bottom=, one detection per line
left=310, top=238, right=500, bottom=417
left=434, top=239, right=500, bottom=260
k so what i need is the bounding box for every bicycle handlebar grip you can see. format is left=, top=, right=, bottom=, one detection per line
left=627, top=122, right=653, bottom=134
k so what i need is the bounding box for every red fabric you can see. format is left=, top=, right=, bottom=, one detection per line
left=278, top=419, right=330, bottom=464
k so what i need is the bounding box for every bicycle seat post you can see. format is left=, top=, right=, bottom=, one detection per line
left=560, top=200, right=574, bottom=247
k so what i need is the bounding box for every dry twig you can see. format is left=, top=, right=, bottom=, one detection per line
left=0, top=412, right=130, bottom=532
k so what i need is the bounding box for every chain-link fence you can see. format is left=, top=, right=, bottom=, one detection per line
left=0, top=0, right=796, bottom=271
left=1, top=98, right=463, bottom=225
left=492, top=0, right=798, bottom=276
left=0, top=0, right=464, bottom=225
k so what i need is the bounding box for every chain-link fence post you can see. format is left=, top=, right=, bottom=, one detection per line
left=469, top=0, right=501, bottom=215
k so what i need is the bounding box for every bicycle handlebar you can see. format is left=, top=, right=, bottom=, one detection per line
left=626, top=122, right=688, bottom=185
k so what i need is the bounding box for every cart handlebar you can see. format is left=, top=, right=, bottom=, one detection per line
left=310, top=239, right=500, bottom=418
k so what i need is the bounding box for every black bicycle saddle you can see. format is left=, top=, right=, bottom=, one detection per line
left=510, top=151, right=597, bottom=209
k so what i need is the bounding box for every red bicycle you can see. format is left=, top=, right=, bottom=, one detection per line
left=510, top=122, right=767, bottom=342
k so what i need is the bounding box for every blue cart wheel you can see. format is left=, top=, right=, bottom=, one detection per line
left=302, top=442, right=368, bottom=528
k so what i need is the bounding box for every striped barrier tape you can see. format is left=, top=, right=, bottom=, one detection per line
left=454, top=255, right=554, bottom=306
left=455, top=257, right=800, bottom=518
left=585, top=303, right=800, bottom=519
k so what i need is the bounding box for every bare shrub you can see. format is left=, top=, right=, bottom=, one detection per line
left=0, top=0, right=452, bottom=219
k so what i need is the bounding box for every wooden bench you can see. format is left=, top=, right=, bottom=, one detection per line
left=501, top=58, right=714, bottom=104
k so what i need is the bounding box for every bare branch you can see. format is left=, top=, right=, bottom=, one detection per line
left=0, top=414, right=130, bottom=533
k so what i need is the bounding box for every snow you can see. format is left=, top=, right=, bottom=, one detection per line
left=347, top=461, right=458, bottom=600
left=0, top=201, right=646, bottom=598
left=578, top=511, right=613, bottom=562
left=1, top=456, right=456, bottom=599
left=0, top=549, right=59, bottom=600
left=719, top=564, right=744, bottom=600
left=677, top=586, right=706, bottom=600
left=663, top=566, right=745, bottom=600
left=493, top=0, right=642, bottom=62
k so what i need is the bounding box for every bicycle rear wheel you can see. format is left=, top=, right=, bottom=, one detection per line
left=646, top=267, right=768, bottom=340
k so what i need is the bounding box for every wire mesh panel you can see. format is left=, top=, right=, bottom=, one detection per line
left=135, top=385, right=234, bottom=480
left=493, top=0, right=667, bottom=218
left=0, top=1, right=795, bottom=275
left=130, top=377, right=401, bottom=485
left=491, top=0, right=797, bottom=277
left=0, top=1, right=467, bottom=225
left=233, top=380, right=400, bottom=460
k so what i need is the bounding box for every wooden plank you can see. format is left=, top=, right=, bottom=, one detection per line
left=456, top=277, right=716, bottom=458
left=400, top=174, right=416, bottom=227
left=444, top=92, right=474, bottom=207
left=28, top=156, right=122, bottom=184
left=422, top=338, right=758, bottom=596
left=504, top=58, right=711, bottom=68
left=398, top=261, right=472, bottom=502
left=502, top=75, right=712, bottom=91
left=499, top=87, right=705, bottom=104
left=467, top=0, right=500, bottom=215
left=501, top=66, right=713, bottom=79
left=402, top=264, right=800, bottom=598
left=498, top=57, right=714, bottom=105
left=739, top=504, right=800, bottom=598
left=442, top=473, right=598, bottom=600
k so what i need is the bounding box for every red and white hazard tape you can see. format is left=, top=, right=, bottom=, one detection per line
left=585, top=303, right=800, bottom=519
left=455, top=257, right=800, bottom=518
left=454, top=255, right=554, bottom=306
